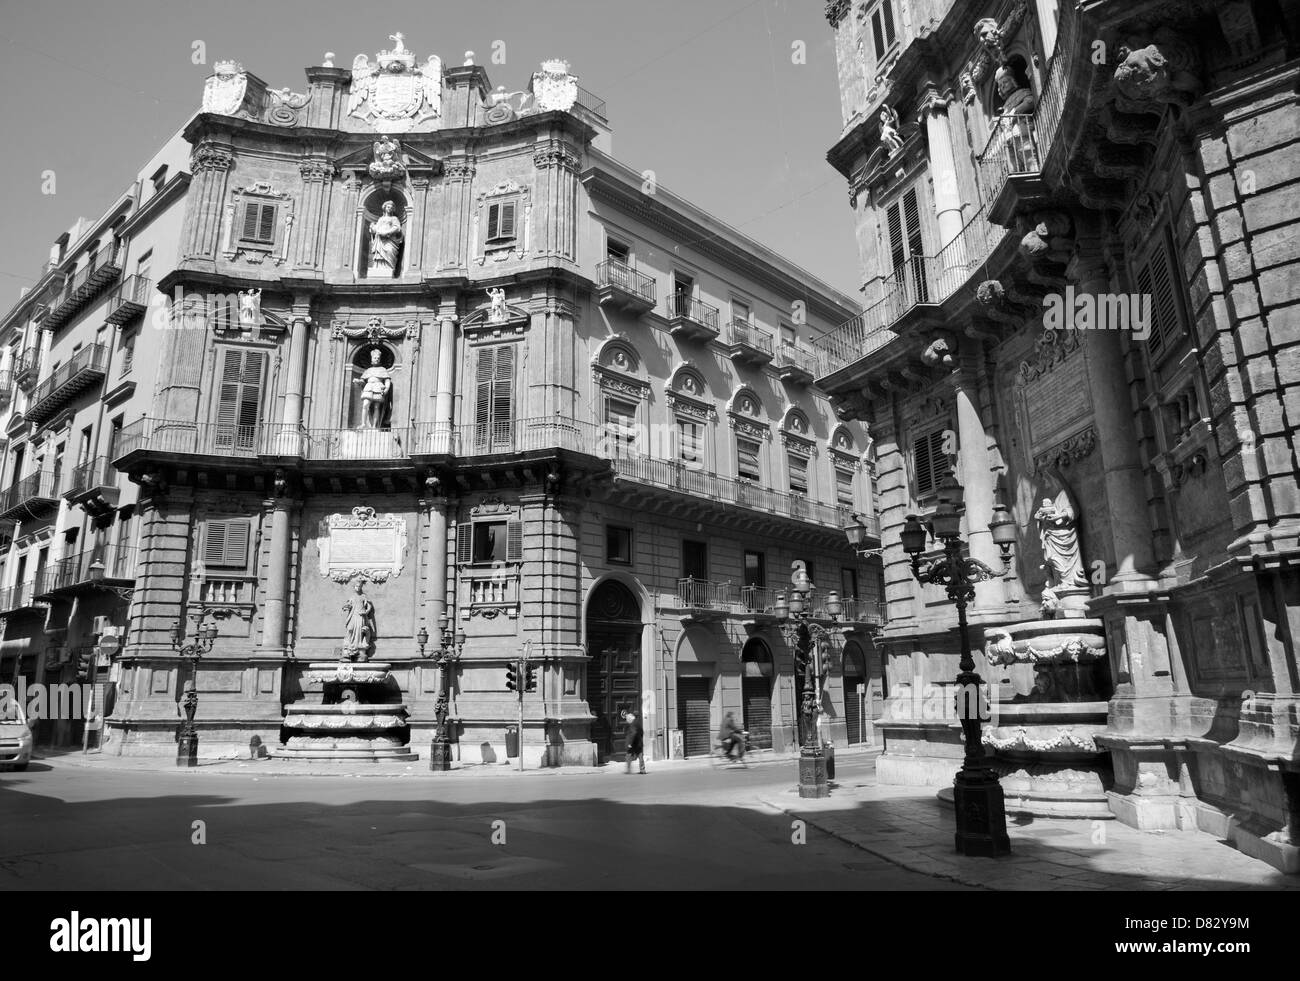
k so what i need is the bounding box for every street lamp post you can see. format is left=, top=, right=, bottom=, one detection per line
left=776, top=562, right=843, bottom=799
left=170, top=614, right=218, bottom=768
left=420, top=612, right=465, bottom=772
left=901, top=471, right=1018, bottom=857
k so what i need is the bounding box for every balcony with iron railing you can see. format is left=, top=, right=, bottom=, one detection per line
left=0, top=581, right=46, bottom=617
left=415, top=417, right=604, bottom=458
left=105, top=274, right=153, bottom=326
left=773, top=344, right=819, bottom=386
left=14, top=348, right=40, bottom=389
left=0, top=470, right=61, bottom=521
left=725, top=320, right=773, bottom=367
left=573, top=86, right=607, bottom=120
left=0, top=371, right=11, bottom=405
left=115, top=418, right=262, bottom=463
left=43, top=245, right=122, bottom=331
left=26, top=343, right=109, bottom=424
left=261, top=425, right=414, bottom=462
left=667, top=293, right=720, bottom=343
left=35, top=544, right=137, bottom=599
left=595, top=259, right=656, bottom=314
left=64, top=455, right=120, bottom=514
left=674, top=577, right=733, bottom=617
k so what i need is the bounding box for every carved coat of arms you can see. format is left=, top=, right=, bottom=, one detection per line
left=530, top=59, right=578, bottom=112
left=348, top=33, right=442, bottom=133
left=202, top=61, right=248, bottom=115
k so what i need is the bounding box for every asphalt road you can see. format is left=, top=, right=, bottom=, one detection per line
left=0, top=756, right=971, bottom=890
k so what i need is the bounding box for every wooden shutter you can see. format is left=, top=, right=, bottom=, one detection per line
left=914, top=429, right=948, bottom=496
left=882, top=1, right=896, bottom=47
left=203, top=521, right=227, bottom=567
left=456, top=523, right=472, bottom=565
left=492, top=344, right=515, bottom=443
left=499, top=202, right=516, bottom=239
left=506, top=519, right=523, bottom=562
left=241, top=203, right=259, bottom=240
left=903, top=188, right=922, bottom=257
left=487, top=203, right=500, bottom=240
left=475, top=347, right=494, bottom=430
left=1144, top=234, right=1184, bottom=359
left=257, top=204, right=276, bottom=243
left=887, top=202, right=905, bottom=272
left=215, top=349, right=265, bottom=450
left=871, top=9, right=886, bottom=59
left=204, top=519, right=250, bottom=570
left=789, top=453, right=808, bottom=494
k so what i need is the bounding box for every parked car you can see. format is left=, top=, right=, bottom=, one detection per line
left=0, top=695, right=33, bottom=771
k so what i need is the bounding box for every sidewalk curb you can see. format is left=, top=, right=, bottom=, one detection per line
left=756, top=794, right=992, bottom=891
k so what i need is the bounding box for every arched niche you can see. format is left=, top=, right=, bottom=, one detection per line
left=727, top=386, right=764, bottom=419
left=348, top=342, right=399, bottom=430
left=358, top=187, right=409, bottom=279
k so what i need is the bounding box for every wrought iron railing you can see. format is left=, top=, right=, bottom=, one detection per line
left=0, top=581, right=41, bottom=614
left=0, top=470, right=60, bottom=515
left=260, top=425, right=413, bottom=461
left=39, top=544, right=137, bottom=595
left=27, top=343, right=109, bottom=420
left=66, top=456, right=118, bottom=497
left=728, top=320, right=773, bottom=354
left=106, top=274, right=152, bottom=325
left=596, top=258, right=655, bottom=304
left=676, top=577, right=732, bottom=610
left=667, top=293, right=720, bottom=331
left=574, top=86, right=607, bottom=119
left=773, top=344, right=819, bottom=377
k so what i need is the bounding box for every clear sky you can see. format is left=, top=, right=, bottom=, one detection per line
left=0, top=0, right=862, bottom=309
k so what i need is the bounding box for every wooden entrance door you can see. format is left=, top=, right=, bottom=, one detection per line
left=585, top=580, right=642, bottom=759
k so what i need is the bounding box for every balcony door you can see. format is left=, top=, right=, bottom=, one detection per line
left=886, top=186, right=929, bottom=306
left=214, top=349, right=266, bottom=453
left=473, top=344, right=515, bottom=452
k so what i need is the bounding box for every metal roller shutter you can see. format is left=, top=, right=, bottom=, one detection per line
left=677, top=677, right=711, bottom=758
left=844, top=678, right=864, bottom=745
left=742, top=676, right=772, bottom=749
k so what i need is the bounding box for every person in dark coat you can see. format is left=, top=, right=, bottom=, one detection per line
left=624, top=710, right=645, bottom=774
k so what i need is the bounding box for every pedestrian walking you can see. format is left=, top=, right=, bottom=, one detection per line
left=623, top=709, right=645, bottom=774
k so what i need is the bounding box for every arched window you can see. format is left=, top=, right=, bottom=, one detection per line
left=829, top=425, right=860, bottom=511
left=727, top=387, right=769, bottom=484
left=665, top=365, right=715, bottom=469
left=779, top=407, right=816, bottom=498
left=594, top=338, right=650, bottom=460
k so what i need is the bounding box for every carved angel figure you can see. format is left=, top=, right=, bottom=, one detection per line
left=879, top=105, right=905, bottom=153
left=349, top=54, right=376, bottom=117
left=488, top=287, right=508, bottom=323
left=1035, top=489, right=1088, bottom=592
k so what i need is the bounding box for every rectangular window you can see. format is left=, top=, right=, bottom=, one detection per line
left=486, top=200, right=518, bottom=243
left=240, top=202, right=277, bottom=245
left=107, top=417, right=123, bottom=462
left=744, top=550, right=766, bottom=588
left=912, top=427, right=949, bottom=498
left=841, top=567, right=859, bottom=600
left=870, top=1, right=898, bottom=60
left=604, top=397, right=639, bottom=458
left=606, top=239, right=630, bottom=263
left=606, top=525, right=632, bottom=564
left=788, top=453, right=809, bottom=496
left=1134, top=227, right=1187, bottom=362
left=780, top=323, right=797, bottom=347
left=474, top=345, right=516, bottom=450
left=203, top=518, right=252, bottom=571
left=836, top=468, right=855, bottom=507
left=120, top=330, right=136, bottom=377
left=77, top=427, right=93, bottom=466
left=682, top=539, right=708, bottom=581
left=886, top=186, right=928, bottom=303
left=677, top=418, right=702, bottom=466
left=215, top=348, right=266, bottom=452
left=736, top=437, right=762, bottom=483
left=731, top=299, right=751, bottom=324
left=456, top=519, right=524, bottom=565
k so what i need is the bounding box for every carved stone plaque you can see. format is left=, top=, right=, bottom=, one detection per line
left=1014, top=330, right=1092, bottom=456
left=319, top=506, right=407, bottom=583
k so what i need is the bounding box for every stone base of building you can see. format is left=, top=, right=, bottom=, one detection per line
left=875, top=718, right=964, bottom=786
left=105, top=719, right=283, bottom=760
left=272, top=746, right=419, bottom=762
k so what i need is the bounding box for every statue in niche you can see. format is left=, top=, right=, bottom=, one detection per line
left=341, top=580, right=376, bottom=661
left=353, top=347, right=396, bottom=429
left=879, top=105, right=905, bottom=154
left=1035, top=486, right=1088, bottom=598
left=368, top=200, right=404, bottom=276
left=488, top=287, right=508, bottom=323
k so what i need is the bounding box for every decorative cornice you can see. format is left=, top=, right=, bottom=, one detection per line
left=665, top=390, right=717, bottom=421
left=330, top=316, right=419, bottom=342
left=824, top=0, right=851, bottom=27
left=1032, top=426, right=1097, bottom=476
left=191, top=143, right=234, bottom=173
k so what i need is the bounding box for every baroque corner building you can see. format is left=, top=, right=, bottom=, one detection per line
left=818, top=0, right=1300, bottom=870
left=92, top=37, right=888, bottom=765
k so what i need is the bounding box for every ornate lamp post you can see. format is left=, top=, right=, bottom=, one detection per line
left=420, top=612, right=465, bottom=771
left=776, top=562, right=843, bottom=799
left=171, top=613, right=218, bottom=767
left=900, top=471, right=1018, bottom=857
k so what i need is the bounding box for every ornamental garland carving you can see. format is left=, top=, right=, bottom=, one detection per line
left=331, top=317, right=419, bottom=343
left=985, top=629, right=1106, bottom=665
left=1017, top=327, right=1081, bottom=386
left=982, top=726, right=1099, bottom=753
left=666, top=391, right=717, bottom=421
left=594, top=364, right=651, bottom=400
left=1032, top=427, right=1097, bottom=475
left=730, top=416, right=771, bottom=441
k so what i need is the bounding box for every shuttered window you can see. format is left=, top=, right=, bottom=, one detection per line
left=487, top=200, right=518, bottom=242
left=240, top=202, right=277, bottom=245
left=836, top=468, right=855, bottom=507
left=474, top=344, right=515, bottom=451
left=214, top=348, right=265, bottom=451
left=736, top=437, right=762, bottom=483
left=678, top=419, right=701, bottom=465
left=870, top=2, right=897, bottom=61
left=604, top=397, right=639, bottom=458
left=456, top=519, right=524, bottom=565
left=912, top=427, right=949, bottom=498
left=1135, top=228, right=1187, bottom=362
left=203, top=518, right=251, bottom=571
left=886, top=186, right=928, bottom=303
left=788, top=453, right=809, bottom=495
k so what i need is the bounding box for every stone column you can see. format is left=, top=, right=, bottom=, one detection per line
left=949, top=363, right=1003, bottom=610
left=433, top=313, right=458, bottom=451
left=425, top=496, right=449, bottom=627
left=1069, top=230, right=1157, bottom=591
left=294, top=161, right=331, bottom=270
left=918, top=90, right=965, bottom=274
left=262, top=491, right=292, bottom=653
left=183, top=142, right=234, bottom=261
left=440, top=159, right=475, bottom=271
left=281, top=303, right=313, bottom=429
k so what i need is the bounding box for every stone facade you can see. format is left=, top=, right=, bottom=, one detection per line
left=90, top=37, right=886, bottom=766
left=818, top=0, right=1300, bottom=870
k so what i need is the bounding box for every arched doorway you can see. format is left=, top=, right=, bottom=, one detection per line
left=843, top=642, right=867, bottom=745
left=741, top=638, right=773, bottom=750
left=585, top=579, right=642, bottom=760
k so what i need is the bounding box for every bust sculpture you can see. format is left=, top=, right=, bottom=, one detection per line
left=341, top=580, right=376, bottom=662
left=355, top=348, right=394, bottom=429
left=368, top=200, right=404, bottom=275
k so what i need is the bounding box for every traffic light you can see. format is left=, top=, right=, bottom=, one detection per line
left=505, top=661, right=518, bottom=692
left=524, top=665, right=537, bottom=693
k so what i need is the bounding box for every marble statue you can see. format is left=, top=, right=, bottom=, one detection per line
left=341, top=580, right=376, bottom=661
left=355, top=348, right=394, bottom=429
left=1035, top=489, right=1087, bottom=594
left=488, top=287, right=508, bottom=323
left=879, top=105, right=905, bottom=154
left=368, top=200, right=404, bottom=275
